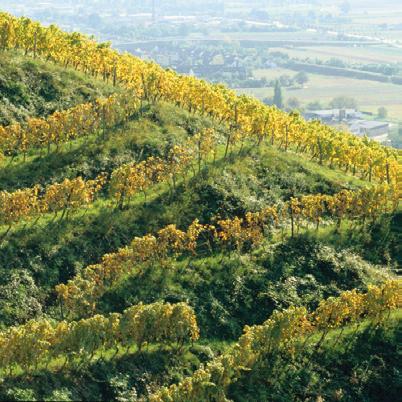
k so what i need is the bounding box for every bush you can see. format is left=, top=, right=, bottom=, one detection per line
left=5, top=388, right=36, bottom=401
left=44, top=389, right=73, bottom=402
left=189, top=345, right=215, bottom=362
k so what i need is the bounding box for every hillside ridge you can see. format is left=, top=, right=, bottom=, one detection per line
left=0, top=11, right=400, bottom=402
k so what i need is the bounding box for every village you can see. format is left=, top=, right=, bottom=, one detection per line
left=304, top=109, right=391, bottom=143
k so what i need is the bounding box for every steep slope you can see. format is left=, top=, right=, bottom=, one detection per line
left=0, top=12, right=400, bottom=402
left=0, top=51, right=117, bottom=125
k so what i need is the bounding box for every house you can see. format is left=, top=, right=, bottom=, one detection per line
left=304, top=109, right=364, bottom=123
left=348, top=120, right=389, bottom=137
left=304, top=109, right=390, bottom=143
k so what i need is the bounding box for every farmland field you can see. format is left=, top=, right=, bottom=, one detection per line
left=271, top=45, right=402, bottom=64
left=240, top=68, right=402, bottom=120
left=201, top=31, right=331, bottom=42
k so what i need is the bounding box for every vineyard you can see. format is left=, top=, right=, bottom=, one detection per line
left=0, top=11, right=400, bottom=402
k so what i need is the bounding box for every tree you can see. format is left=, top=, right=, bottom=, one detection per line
left=287, top=97, right=301, bottom=111
left=340, top=1, right=351, bottom=15
left=329, top=96, right=357, bottom=109
left=278, top=74, right=293, bottom=87
left=263, top=96, right=274, bottom=106
left=307, top=101, right=323, bottom=111
left=0, top=271, right=43, bottom=326
left=294, top=71, right=309, bottom=86
left=273, top=80, right=283, bottom=109
left=249, top=9, right=269, bottom=21
left=378, top=107, right=388, bottom=119
left=327, top=57, right=346, bottom=68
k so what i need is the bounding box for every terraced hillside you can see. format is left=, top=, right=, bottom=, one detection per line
left=0, top=12, right=400, bottom=402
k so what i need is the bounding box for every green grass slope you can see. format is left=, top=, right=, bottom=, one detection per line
left=0, top=101, right=394, bottom=328
left=227, top=313, right=402, bottom=402
left=0, top=51, right=117, bottom=125
left=0, top=50, right=400, bottom=401
left=0, top=309, right=399, bottom=402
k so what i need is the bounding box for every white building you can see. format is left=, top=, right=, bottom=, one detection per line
left=348, top=120, right=390, bottom=140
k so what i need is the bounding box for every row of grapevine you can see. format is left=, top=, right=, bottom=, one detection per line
left=397, top=157, right=402, bottom=199
left=109, top=128, right=219, bottom=208
left=2, top=109, right=395, bottom=236
left=0, top=301, right=199, bottom=375
left=0, top=12, right=398, bottom=184
left=0, top=128, right=220, bottom=233
left=110, top=142, right=196, bottom=209
left=0, top=175, right=105, bottom=236
left=150, top=280, right=400, bottom=402
left=0, top=93, right=139, bottom=160
left=56, top=184, right=396, bottom=317
left=0, top=148, right=192, bottom=237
